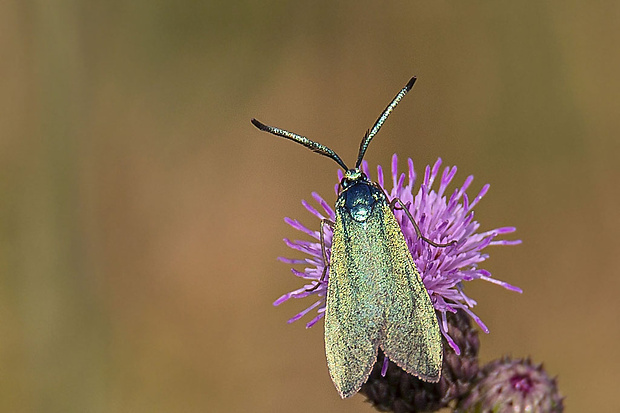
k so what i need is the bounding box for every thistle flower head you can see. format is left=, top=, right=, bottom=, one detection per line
left=457, top=357, right=564, bottom=412
left=276, top=154, right=521, bottom=354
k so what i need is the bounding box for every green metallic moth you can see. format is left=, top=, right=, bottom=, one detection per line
left=252, top=77, right=453, bottom=398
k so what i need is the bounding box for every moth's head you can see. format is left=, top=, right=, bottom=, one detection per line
left=341, top=168, right=368, bottom=189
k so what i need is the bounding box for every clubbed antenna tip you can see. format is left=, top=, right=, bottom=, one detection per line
left=251, top=118, right=268, bottom=131
left=355, top=76, right=418, bottom=168
left=405, top=76, right=417, bottom=91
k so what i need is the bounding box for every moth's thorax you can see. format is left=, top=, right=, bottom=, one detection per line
left=338, top=170, right=385, bottom=222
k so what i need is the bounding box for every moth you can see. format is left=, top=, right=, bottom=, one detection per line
left=252, top=77, right=453, bottom=398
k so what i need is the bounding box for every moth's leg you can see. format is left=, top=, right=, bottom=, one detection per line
left=306, top=218, right=335, bottom=292
left=318, top=218, right=334, bottom=282
left=389, top=198, right=457, bottom=248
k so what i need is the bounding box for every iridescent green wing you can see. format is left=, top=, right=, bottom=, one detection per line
left=324, top=196, right=442, bottom=398
left=378, top=201, right=443, bottom=381
left=324, top=203, right=384, bottom=399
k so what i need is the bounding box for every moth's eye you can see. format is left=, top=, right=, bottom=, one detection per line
left=340, top=178, right=348, bottom=188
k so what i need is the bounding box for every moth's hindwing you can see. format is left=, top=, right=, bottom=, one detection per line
left=325, top=193, right=442, bottom=398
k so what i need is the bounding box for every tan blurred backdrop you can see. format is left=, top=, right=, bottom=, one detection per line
left=1, top=1, right=619, bottom=412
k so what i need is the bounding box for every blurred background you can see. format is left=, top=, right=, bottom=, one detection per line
left=1, top=1, right=619, bottom=412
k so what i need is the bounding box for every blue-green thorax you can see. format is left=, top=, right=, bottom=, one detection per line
left=339, top=168, right=386, bottom=223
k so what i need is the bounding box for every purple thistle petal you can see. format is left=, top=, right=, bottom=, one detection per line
left=468, top=184, right=490, bottom=211
left=440, top=311, right=461, bottom=355
left=288, top=300, right=323, bottom=323
left=301, top=199, right=326, bottom=220
left=428, top=158, right=442, bottom=189
left=335, top=170, right=344, bottom=195
left=361, top=160, right=370, bottom=177
left=494, top=226, right=517, bottom=234
left=460, top=306, right=489, bottom=334
left=457, top=285, right=478, bottom=307
left=423, top=164, right=432, bottom=189
left=283, top=238, right=320, bottom=256
left=291, top=267, right=325, bottom=281
left=457, top=175, right=474, bottom=200
left=377, top=165, right=385, bottom=188
left=311, top=192, right=331, bottom=213
left=395, top=173, right=406, bottom=195
left=284, top=218, right=319, bottom=239
left=277, top=257, right=307, bottom=264
left=407, top=158, right=416, bottom=191
left=381, top=356, right=389, bottom=376
left=478, top=272, right=523, bottom=293
left=438, top=166, right=457, bottom=199
left=274, top=286, right=313, bottom=306
left=391, top=153, right=399, bottom=188
left=306, top=311, right=325, bottom=328
left=273, top=293, right=291, bottom=306
left=490, top=239, right=522, bottom=246
left=462, top=193, right=470, bottom=211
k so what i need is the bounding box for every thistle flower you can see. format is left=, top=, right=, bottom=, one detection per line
left=276, top=154, right=521, bottom=355
left=457, top=357, right=564, bottom=412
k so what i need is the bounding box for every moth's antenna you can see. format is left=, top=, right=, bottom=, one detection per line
left=355, top=77, right=417, bottom=168
left=251, top=118, right=350, bottom=171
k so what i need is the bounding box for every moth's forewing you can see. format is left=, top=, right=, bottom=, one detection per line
left=325, top=199, right=383, bottom=398
left=325, top=185, right=442, bottom=398
left=378, top=201, right=443, bottom=381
